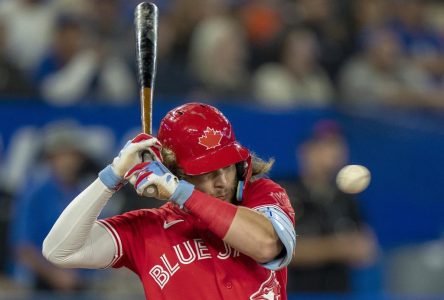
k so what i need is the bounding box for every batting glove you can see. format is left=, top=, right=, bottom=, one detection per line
left=125, top=161, right=194, bottom=206
left=99, top=133, right=162, bottom=190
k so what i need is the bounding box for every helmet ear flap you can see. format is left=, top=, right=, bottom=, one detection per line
left=235, top=161, right=248, bottom=181
left=235, top=157, right=252, bottom=202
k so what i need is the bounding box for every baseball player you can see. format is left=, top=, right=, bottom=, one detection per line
left=43, top=103, right=296, bottom=299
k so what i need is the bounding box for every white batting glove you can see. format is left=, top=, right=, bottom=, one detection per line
left=99, top=133, right=162, bottom=190
left=125, top=161, right=194, bottom=206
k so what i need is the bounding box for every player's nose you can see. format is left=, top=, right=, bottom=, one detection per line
left=213, top=169, right=228, bottom=188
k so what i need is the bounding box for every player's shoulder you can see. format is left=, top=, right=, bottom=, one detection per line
left=244, top=178, right=291, bottom=207
left=246, top=178, right=286, bottom=195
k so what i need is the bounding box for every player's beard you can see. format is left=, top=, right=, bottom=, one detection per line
left=212, top=174, right=238, bottom=203
left=221, top=179, right=238, bottom=204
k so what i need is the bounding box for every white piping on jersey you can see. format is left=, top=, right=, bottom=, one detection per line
left=97, top=219, right=123, bottom=267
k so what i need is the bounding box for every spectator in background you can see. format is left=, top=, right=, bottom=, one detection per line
left=238, top=0, right=286, bottom=68
left=389, top=0, right=444, bottom=88
left=352, top=0, right=393, bottom=33
left=157, top=0, right=234, bottom=99
left=34, top=14, right=136, bottom=105
left=155, top=12, right=198, bottom=98
left=167, top=0, right=230, bottom=61
left=339, top=27, right=443, bottom=110
left=0, top=0, right=59, bottom=75
left=253, top=27, right=334, bottom=108
left=86, top=0, right=134, bottom=62
left=0, top=136, right=24, bottom=293
left=0, top=21, right=36, bottom=98
left=0, top=187, right=11, bottom=275
left=189, top=16, right=251, bottom=101
left=0, top=137, right=11, bottom=274
left=9, top=123, right=97, bottom=291
left=281, top=120, right=377, bottom=293
left=290, top=0, right=354, bottom=82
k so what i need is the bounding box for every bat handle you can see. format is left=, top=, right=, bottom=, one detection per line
left=142, top=151, right=152, bottom=162
left=141, top=87, right=153, bottom=134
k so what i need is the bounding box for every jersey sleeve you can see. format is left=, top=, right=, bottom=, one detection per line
left=97, top=209, right=151, bottom=273
left=242, top=179, right=296, bottom=270
left=243, top=178, right=295, bottom=224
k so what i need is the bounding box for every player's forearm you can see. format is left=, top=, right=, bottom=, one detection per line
left=223, top=206, right=282, bottom=263
left=184, top=190, right=284, bottom=264
left=42, top=178, right=114, bottom=266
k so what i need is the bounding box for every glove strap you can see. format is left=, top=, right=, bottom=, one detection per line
left=99, top=165, right=126, bottom=191
left=170, top=180, right=194, bottom=207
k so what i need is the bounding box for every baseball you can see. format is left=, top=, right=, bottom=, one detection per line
left=336, top=164, right=371, bottom=194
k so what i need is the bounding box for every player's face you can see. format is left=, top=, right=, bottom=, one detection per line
left=185, top=165, right=237, bottom=203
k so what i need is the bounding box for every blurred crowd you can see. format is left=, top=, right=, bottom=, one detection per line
left=0, top=0, right=443, bottom=110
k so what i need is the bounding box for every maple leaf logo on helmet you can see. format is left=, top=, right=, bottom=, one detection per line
left=198, top=127, right=223, bottom=149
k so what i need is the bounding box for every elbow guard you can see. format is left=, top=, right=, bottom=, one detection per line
left=256, top=206, right=296, bottom=270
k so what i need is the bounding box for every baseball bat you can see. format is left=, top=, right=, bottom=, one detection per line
left=135, top=3, right=158, bottom=195
left=135, top=2, right=158, bottom=134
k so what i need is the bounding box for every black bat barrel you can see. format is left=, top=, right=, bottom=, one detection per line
left=135, top=2, right=158, bottom=89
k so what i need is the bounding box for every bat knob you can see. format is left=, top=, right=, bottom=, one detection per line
left=146, top=186, right=156, bottom=194
left=144, top=185, right=157, bottom=198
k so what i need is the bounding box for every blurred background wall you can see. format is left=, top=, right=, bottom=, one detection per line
left=0, top=0, right=443, bottom=299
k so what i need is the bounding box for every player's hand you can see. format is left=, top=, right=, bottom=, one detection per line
left=125, top=161, right=194, bottom=205
left=99, top=133, right=162, bottom=190
left=113, top=133, right=162, bottom=177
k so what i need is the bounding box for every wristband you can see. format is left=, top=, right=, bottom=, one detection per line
left=170, top=180, right=194, bottom=207
left=98, top=165, right=126, bottom=191
left=184, top=190, right=238, bottom=239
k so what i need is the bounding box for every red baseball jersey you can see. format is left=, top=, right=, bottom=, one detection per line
left=98, top=178, right=295, bottom=300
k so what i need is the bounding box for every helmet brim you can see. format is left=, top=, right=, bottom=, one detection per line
left=180, top=142, right=250, bottom=176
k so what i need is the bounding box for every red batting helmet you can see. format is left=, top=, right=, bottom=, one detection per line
left=158, top=103, right=250, bottom=176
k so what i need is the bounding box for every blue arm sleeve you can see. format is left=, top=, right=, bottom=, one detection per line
left=98, top=165, right=125, bottom=190
left=255, top=206, right=296, bottom=270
